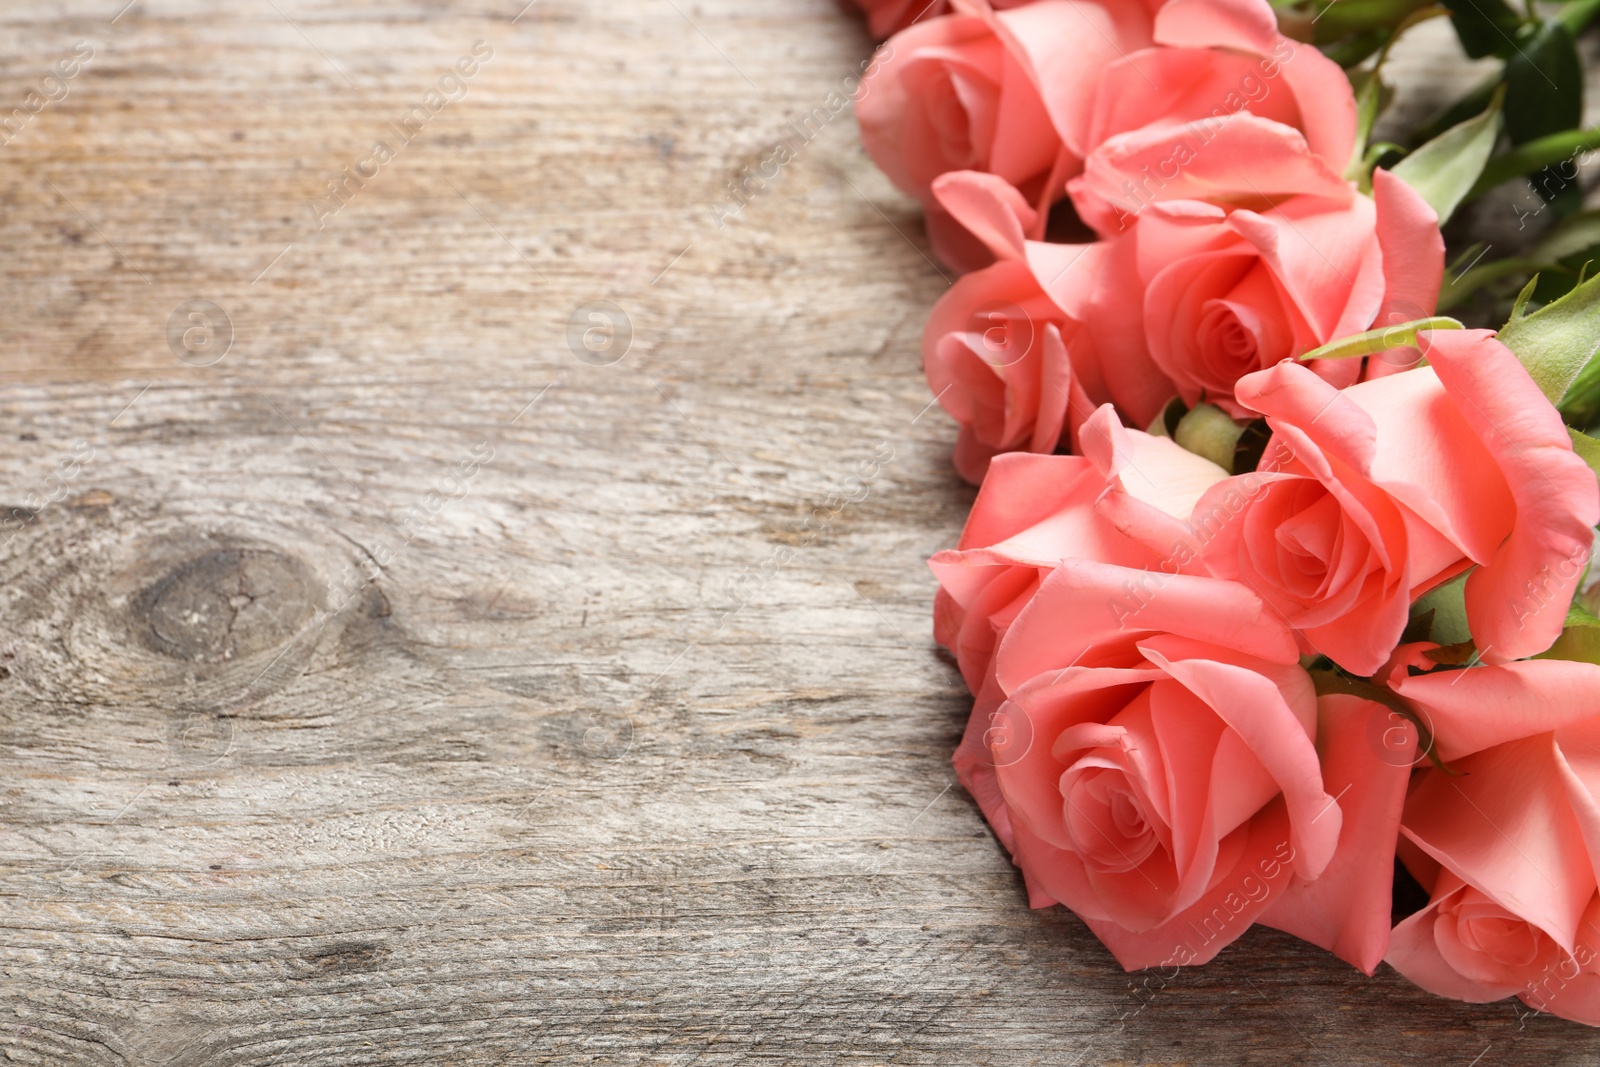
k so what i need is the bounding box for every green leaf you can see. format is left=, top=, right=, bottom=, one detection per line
left=1506, top=21, right=1583, bottom=146
left=1347, top=72, right=1389, bottom=181
left=1560, top=0, right=1600, bottom=33
left=1298, top=317, right=1464, bottom=362
left=1321, top=28, right=1391, bottom=66
left=1563, top=364, right=1600, bottom=428
left=1534, top=209, right=1600, bottom=261
left=1535, top=603, right=1600, bottom=664
left=1437, top=256, right=1564, bottom=312
left=1439, top=0, right=1524, bottom=58
left=1567, top=427, right=1600, bottom=480
left=1412, top=73, right=1500, bottom=146
left=1496, top=271, right=1600, bottom=405
left=1468, top=127, right=1600, bottom=200
left=1310, top=0, right=1436, bottom=41
left=1392, top=90, right=1504, bottom=223
left=1505, top=21, right=1585, bottom=211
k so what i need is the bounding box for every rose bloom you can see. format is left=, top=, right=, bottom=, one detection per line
left=1063, top=117, right=1445, bottom=414
left=857, top=0, right=1353, bottom=270
left=941, top=406, right=1231, bottom=864
left=923, top=260, right=1088, bottom=483
left=1383, top=651, right=1600, bottom=1025
left=925, top=122, right=1441, bottom=479
left=922, top=172, right=1174, bottom=481
left=1195, top=329, right=1600, bottom=675
left=848, top=0, right=950, bottom=40
left=1391, top=872, right=1600, bottom=1026
left=848, top=0, right=1048, bottom=42
left=961, top=557, right=1410, bottom=971
left=936, top=405, right=1228, bottom=698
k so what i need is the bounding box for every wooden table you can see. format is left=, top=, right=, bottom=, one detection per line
left=0, top=2, right=1595, bottom=1062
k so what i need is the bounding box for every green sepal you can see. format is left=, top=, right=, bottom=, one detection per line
left=1298, top=317, right=1463, bottom=362
left=1496, top=270, right=1600, bottom=406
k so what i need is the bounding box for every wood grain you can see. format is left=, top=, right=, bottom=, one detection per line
left=0, top=2, right=1596, bottom=1063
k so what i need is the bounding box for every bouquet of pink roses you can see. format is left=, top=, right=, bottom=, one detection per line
left=846, top=0, right=1600, bottom=1025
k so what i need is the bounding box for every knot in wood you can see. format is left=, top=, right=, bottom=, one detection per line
left=132, top=548, right=316, bottom=664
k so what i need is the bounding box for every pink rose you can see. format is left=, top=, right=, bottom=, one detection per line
left=936, top=406, right=1228, bottom=695
left=847, top=0, right=949, bottom=40
left=1391, top=873, right=1600, bottom=1026
left=1077, top=10, right=1353, bottom=181
left=1382, top=653, right=1600, bottom=1024
left=960, top=558, right=1408, bottom=970
left=942, top=409, right=1230, bottom=859
left=1061, top=131, right=1445, bottom=414
left=856, top=0, right=1103, bottom=265
left=922, top=173, right=1174, bottom=480
left=923, top=260, right=1088, bottom=483
left=924, top=153, right=1446, bottom=480
left=847, top=0, right=1040, bottom=41
left=858, top=0, right=1353, bottom=269
left=1195, top=330, right=1599, bottom=674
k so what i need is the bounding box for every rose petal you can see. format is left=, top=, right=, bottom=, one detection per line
left=1273, top=36, right=1358, bottom=170
left=931, top=169, right=1039, bottom=263
left=1403, top=734, right=1597, bottom=954
left=1084, top=799, right=1301, bottom=969
left=1392, top=656, right=1600, bottom=763
left=1387, top=873, right=1525, bottom=1004
left=1140, top=643, right=1337, bottom=881
left=1259, top=693, right=1415, bottom=974
left=1153, top=0, right=1280, bottom=55
left=994, top=559, right=1299, bottom=694
left=1371, top=168, right=1445, bottom=325
left=1418, top=330, right=1600, bottom=662
left=1069, top=114, right=1350, bottom=237
left=996, top=0, right=1156, bottom=157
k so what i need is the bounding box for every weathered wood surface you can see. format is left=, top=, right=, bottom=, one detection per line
left=0, top=3, right=1596, bottom=1063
